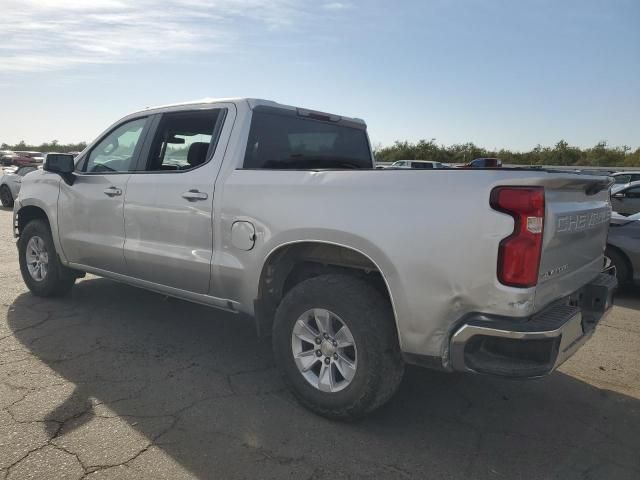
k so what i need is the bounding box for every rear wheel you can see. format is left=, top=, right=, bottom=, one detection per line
left=0, top=185, right=13, bottom=208
left=605, top=247, right=631, bottom=285
left=272, top=274, right=404, bottom=420
left=18, top=219, right=77, bottom=297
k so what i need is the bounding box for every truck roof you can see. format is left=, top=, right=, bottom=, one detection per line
left=136, top=98, right=367, bottom=127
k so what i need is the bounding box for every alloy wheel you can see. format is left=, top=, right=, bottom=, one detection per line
left=291, top=308, right=357, bottom=393
left=25, top=236, right=49, bottom=281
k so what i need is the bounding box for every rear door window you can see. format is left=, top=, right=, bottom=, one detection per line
left=144, top=109, right=224, bottom=172
left=243, top=109, right=372, bottom=169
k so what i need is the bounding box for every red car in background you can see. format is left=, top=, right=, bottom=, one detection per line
left=0, top=150, right=18, bottom=166
left=13, top=151, right=45, bottom=167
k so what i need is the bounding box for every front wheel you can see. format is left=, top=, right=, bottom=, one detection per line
left=272, top=274, right=404, bottom=420
left=18, top=219, right=76, bottom=297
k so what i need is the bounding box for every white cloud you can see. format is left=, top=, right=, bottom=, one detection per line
left=0, top=0, right=313, bottom=73
left=322, top=2, right=352, bottom=10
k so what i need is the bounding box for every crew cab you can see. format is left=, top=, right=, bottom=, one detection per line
left=14, top=98, right=616, bottom=419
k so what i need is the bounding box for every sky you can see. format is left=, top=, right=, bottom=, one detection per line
left=0, top=0, right=638, bottom=150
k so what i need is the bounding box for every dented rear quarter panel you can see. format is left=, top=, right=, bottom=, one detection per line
left=215, top=164, right=608, bottom=359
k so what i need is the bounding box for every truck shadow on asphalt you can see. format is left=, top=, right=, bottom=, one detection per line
left=613, top=289, right=640, bottom=310
left=7, top=278, right=640, bottom=479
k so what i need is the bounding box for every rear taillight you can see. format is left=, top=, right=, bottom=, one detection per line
left=490, top=187, right=545, bottom=288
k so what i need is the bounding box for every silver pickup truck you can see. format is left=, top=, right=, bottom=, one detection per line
left=13, top=98, right=616, bottom=419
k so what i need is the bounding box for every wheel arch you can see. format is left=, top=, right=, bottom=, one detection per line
left=15, top=201, right=68, bottom=264
left=254, top=240, right=401, bottom=343
left=15, top=204, right=51, bottom=236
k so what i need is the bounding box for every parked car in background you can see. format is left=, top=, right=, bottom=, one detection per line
left=610, top=181, right=640, bottom=216
left=606, top=212, right=640, bottom=286
left=0, top=150, right=18, bottom=166
left=14, top=151, right=45, bottom=167
left=387, top=160, right=447, bottom=169
left=0, top=165, right=38, bottom=207
left=611, top=171, right=640, bottom=185
left=460, top=157, right=503, bottom=168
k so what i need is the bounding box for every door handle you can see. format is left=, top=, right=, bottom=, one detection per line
left=181, top=189, right=209, bottom=201
left=103, top=186, right=122, bottom=197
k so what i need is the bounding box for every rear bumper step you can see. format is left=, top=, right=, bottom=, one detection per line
left=449, top=273, right=617, bottom=378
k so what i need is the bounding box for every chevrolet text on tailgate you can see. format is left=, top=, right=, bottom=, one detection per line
left=13, top=98, right=616, bottom=419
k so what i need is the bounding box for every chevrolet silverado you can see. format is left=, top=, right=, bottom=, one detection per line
left=13, top=98, right=616, bottom=419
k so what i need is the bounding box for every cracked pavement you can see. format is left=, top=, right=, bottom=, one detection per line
left=1, top=207, right=639, bottom=479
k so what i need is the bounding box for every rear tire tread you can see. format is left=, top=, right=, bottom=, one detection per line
left=272, top=274, right=404, bottom=420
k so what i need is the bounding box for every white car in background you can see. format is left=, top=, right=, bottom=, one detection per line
left=611, top=171, right=640, bottom=185
left=387, top=160, right=448, bottom=169
left=0, top=165, right=39, bottom=207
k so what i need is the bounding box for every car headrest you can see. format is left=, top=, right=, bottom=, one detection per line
left=187, top=142, right=210, bottom=167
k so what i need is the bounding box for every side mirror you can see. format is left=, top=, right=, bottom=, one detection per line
left=44, top=154, right=75, bottom=185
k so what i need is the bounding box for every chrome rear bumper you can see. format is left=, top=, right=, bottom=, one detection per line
left=449, top=273, right=617, bottom=378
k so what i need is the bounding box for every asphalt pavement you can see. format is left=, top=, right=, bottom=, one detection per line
left=0, top=206, right=639, bottom=479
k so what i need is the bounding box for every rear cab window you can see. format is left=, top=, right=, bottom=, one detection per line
left=243, top=108, right=372, bottom=169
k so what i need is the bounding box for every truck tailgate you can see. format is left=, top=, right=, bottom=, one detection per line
left=535, top=175, right=612, bottom=309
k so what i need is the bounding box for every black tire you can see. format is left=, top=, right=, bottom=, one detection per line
left=605, top=247, right=632, bottom=285
left=18, top=219, right=76, bottom=297
left=272, top=274, right=404, bottom=420
left=0, top=185, right=13, bottom=208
